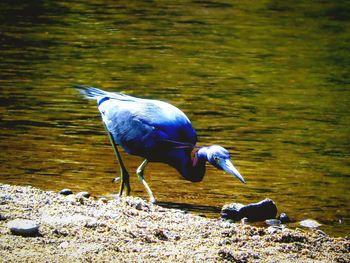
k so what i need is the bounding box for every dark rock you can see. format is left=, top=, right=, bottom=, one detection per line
left=221, top=199, right=278, bottom=222
left=7, top=219, right=40, bottom=237
left=221, top=203, right=245, bottom=221
left=279, top=213, right=290, bottom=223
left=59, top=189, right=73, bottom=196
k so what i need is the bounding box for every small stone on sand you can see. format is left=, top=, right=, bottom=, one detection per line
left=59, top=189, right=73, bottom=196
left=7, top=219, right=40, bottom=237
left=300, top=219, right=322, bottom=229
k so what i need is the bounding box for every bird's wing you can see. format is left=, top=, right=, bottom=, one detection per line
left=76, top=85, right=197, bottom=156
left=98, top=97, right=197, bottom=157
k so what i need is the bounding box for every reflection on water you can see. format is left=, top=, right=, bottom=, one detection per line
left=0, top=1, right=349, bottom=236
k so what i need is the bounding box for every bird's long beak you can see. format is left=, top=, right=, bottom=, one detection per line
left=220, top=159, right=246, bottom=184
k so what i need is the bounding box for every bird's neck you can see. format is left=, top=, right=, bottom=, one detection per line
left=180, top=147, right=208, bottom=182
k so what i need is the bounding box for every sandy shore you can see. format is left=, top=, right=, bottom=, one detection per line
left=0, top=184, right=349, bottom=262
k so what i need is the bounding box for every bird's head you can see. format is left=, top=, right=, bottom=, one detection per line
left=200, top=145, right=245, bottom=184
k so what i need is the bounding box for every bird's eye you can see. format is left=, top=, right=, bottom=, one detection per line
left=213, top=156, right=220, bottom=162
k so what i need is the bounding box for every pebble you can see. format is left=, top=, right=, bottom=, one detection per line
left=265, top=219, right=282, bottom=226
left=134, top=200, right=144, bottom=210
left=279, top=213, right=290, bottom=223
left=59, top=189, right=73, bottom=196
left=7, top=219, right=40, bottom=237
left=98, top=198, right=108, bottom=204
left=76, top=192, right=90, bottom=199
left=112, top=177, right=120, bottom=183
left=267, top=225, right=283, bottom=234
left=0, top=213, right=9, bottom=221
left=300, top=219, right=321, bottom=229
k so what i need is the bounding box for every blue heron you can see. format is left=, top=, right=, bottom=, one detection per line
left=77, top=85, right=245, bottom=203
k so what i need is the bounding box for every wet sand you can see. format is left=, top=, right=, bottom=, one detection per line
left=0, top=184, right=349, bottom=262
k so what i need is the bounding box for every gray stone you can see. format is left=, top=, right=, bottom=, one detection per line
left=300, top=219, right=321, bottom=229
left=265, top=219, right=282, bottom=226
left=7, top=219, right=40, bottom=237
left=76, top=192, right=90, bottom=199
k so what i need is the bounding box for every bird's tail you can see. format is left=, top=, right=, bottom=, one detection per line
left=75, top=85, right=108, bottom=100
left=75, top=85, right=132, bottom=103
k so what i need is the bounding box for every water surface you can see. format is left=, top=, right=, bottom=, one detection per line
left=0, top=0, right=349, bottom=236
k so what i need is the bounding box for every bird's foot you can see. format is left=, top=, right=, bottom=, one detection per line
left=149, top=196, right=156, bottom=204
left=112, top=176, right=130, bottom=198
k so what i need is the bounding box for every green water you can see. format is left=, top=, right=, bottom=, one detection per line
left=0, top=1, right=349, bottom=236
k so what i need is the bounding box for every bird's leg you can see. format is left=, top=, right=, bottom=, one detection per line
left=136, top=159, right=156, bottom=203
left=112, top=142, right=131, bottom=197
left=102, top=123, right=130, bottom=197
